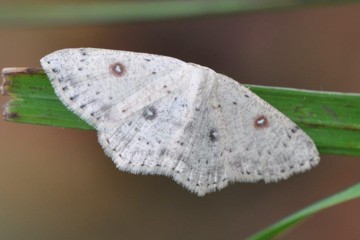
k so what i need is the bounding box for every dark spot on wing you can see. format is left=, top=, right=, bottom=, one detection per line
left=213, top=104, right=221, bottom=109
left=142, top=106, right=157, bottom=120
left=69, top=95, right=78, bottom=101
left=79, top=100, right=96, bottom=110
left=110, top=62, right=126, bottom=77
left=291, top=126, right=299, bottom=133
left=79, top=48, right=87, bottom=56
left=209, top=128, right=219, bottom=142
left=159, top=148, right=167, bottom=157
left=254, top=115, right=269, bottom=129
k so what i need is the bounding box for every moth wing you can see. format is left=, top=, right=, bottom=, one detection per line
left=212, top=73, right=320, bottom=182
left=40, top=48, right=187, bottom=129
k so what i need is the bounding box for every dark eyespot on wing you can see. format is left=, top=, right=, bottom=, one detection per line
left=142, top=106, right=157, bottom=120
left=110, top=62, right=126, bottom=77
left=254, top=115, right=269, bottom=129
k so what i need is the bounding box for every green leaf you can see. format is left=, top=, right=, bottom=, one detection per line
left=2, top=68, right=360, bottom=156
left=247, top=182, right=360, bottom=240
left=1, top=68, right=92, bottom=130
left=0, top=0, right=359, bottom=26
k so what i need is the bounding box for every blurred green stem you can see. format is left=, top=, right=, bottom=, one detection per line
left=247, top=182, right=360, bottom=239
left=0, top=0, right=359, bottom=26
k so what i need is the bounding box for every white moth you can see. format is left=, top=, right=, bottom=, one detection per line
left=41, top=48, right=320, bottom=196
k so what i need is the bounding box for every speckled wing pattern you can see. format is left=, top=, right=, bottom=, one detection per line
left=41, top=48, right=320, bottom=196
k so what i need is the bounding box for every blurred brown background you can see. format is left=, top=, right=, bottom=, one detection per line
left=1, top=3, right=360, bottom=240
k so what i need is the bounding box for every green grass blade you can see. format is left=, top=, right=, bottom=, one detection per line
left=1, top=68, right=92, bottom=130
left=247, top=182, right=360, bottom=240
left=2, top=68, right=360, bottom=156
left=0, top=0, right=359, bottom=26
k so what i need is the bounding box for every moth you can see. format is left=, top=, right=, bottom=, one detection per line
left=41, top=48, right=319, bottom=196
